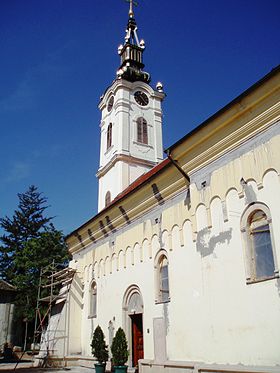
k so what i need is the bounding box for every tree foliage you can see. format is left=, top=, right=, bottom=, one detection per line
left=0, top=185, right=69, bottom=322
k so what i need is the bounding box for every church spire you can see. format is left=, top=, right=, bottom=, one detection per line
left=116, top=1, right=151, bottom=83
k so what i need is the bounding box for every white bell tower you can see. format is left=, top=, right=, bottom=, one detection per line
left=97, top=2, right=165, bottom=211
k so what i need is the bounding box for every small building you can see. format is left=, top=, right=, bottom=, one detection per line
left=0, top=279, right=16, bottom=350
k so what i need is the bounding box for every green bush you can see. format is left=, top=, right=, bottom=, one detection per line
left=111, top=327, right=129, bottom=366
left=91, top=325, right=109, bottom=364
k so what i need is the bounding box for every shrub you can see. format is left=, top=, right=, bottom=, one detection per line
left=111, top=327, right=129, bottom=366
left=91, top=325, right=109, bottom=364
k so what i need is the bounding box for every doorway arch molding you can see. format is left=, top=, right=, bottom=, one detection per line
left=123, top=284, right=144, bottom=314
left=122, top=284, right=144, bottom=367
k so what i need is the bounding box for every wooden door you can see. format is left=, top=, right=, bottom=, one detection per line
left=131, top=314, right=144, bottom=367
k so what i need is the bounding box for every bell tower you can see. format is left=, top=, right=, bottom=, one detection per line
left=97, top=1, right=165, bottom=211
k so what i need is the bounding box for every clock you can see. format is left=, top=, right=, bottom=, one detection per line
left=107, top=96, right=114, bottom=112
left=134, top=91, right=149, bottom=106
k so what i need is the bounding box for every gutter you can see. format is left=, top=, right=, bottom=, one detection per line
left=165, top=149, right=190, bottom=183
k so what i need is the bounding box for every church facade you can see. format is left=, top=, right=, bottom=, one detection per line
left=45, top=5, right=280, bottom=373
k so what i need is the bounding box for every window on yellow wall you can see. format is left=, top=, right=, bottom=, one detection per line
left=241, top=203, right=279, bottom=283
left=154, top=250, right=170, bottom=303
left=159, top=256, right=169, bottom=302
left=89, top=281, right=97, bottom=318
left=249, top=210, right=274, bottom=278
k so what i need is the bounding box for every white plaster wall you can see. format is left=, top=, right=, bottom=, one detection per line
left=98, top=162, right=124, bottom=211
left=70, top=133, right=280, bottom=368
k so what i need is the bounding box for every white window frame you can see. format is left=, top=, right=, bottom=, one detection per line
left=88, top=280, right=97, bottom=318
left=241, top=202, right=279, bottom=284
left=136, top=117, right=148, bottom=145
left=154, top=249, right=170, bottom=304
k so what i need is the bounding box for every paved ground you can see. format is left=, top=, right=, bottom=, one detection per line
left=0, top=362, right=94, bottom=372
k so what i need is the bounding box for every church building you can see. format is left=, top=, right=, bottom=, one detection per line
left=43, top=3, right=280, bottom=373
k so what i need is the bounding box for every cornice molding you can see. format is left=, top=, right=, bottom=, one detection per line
left=96, top=154, right=157, bottom=178
left=185, top=101, right=280, bottom=175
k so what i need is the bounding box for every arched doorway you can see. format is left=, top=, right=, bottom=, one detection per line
left=123, top=285, right=144, bottom=367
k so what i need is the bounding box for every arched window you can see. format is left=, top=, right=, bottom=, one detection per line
left=137, top=118, right=148, bottom=144
left=159, top=256, right=169, bottom=302
left=154, top=250, right=170, bottom=303
left=89, top=281, right=97, bottom=318
left=241, top=203, right=278, bottom=283
left=107, top=123, right=112, bottom=150
left=105, top=191, right=111, bottom=207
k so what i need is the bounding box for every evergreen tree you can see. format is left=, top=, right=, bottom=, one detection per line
left=0, top=185, right=69, bottom=339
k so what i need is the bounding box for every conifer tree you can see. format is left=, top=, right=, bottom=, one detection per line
left=0, top=185, right=69, bottom=339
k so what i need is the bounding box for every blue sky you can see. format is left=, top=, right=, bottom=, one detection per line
left=1, top=0, right=279, bottom=235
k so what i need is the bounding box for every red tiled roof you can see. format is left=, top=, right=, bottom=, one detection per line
left=67, top=158, right=171, bottom=238
left=108, top=157, right=171, bottom=207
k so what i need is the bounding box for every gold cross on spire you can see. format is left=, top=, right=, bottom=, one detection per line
left=125, top=0, right=138, bottom=18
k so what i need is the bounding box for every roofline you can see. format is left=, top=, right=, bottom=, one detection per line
left=66, top=158, right=171, bottom=239
left=165, top=64, right=280, bottom=153
left=0, top=279, right=17, bottom=291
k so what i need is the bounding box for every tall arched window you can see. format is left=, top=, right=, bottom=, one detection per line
left=89, top=281, right=97, bottom=318
left=159, top=256, right=169, bottom=302
left=107, top=123, right=112, bottom=150
left=105, top=191, right=111, bottom=207
left=154, top=250, right=170, bottom=303
left=241, top=203, right=278, bottom=282
left=137, top=117, right=148, bottom=144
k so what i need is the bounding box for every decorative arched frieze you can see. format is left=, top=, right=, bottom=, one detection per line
left=133, top=242, right=142, bottom=264
left=151, top=234, right=160, bottom=258
left=162, top=230, right=171, bottom=251
left=104, top=256, right=110, bottom=276
left=262, top=167, right=279, bottom=181
left=182, top=219, right=194, bottom=247
left=118, top=250, right=125, bottom=270
left=171, top=225, right=180, bottom=250
left=240, top=178, right=258, bottom=205
left=93, top=261, right=98, bottom=280
left=142, top=238, right=151, bottom=260
left=125, top=246, right=132, bottom=267
left=196, top=203, right=208, bottom=232
left=210, top=197, right=224, bottom=234
left=99, top=259, right=104, bottom=277
left=111, top=253, right=117, bottom=273
left=88, top=263, right=93, bottom=282
left=84, top=265, right=88, bottom=284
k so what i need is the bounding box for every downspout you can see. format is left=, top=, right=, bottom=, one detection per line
left=165, top=149, right=190, bottom=183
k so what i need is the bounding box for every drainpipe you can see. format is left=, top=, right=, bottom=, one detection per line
left=166, top=150, right=190, bottom=183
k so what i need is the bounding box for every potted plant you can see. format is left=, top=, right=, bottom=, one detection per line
left=111, top=327, right=129, bottom=373
left=91, top=325, right=109, bottom=373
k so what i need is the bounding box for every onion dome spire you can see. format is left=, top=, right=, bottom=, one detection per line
left=116, top=0, right=151, bottom=83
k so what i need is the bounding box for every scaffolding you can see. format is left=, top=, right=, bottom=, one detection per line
left=32, top=261, right=75, bottom=356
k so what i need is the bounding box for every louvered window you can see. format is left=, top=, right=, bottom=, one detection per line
left=137, top=117, right=148, bottom=144
left=107, top=123, right=112, bottom=150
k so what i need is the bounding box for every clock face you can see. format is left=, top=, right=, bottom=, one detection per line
left=134, top=91, right=149, bottom=106
left=107, top=96, right=114, bottom=112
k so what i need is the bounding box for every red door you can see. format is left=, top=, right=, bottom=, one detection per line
left=131, top=314, right=144, bottom=367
